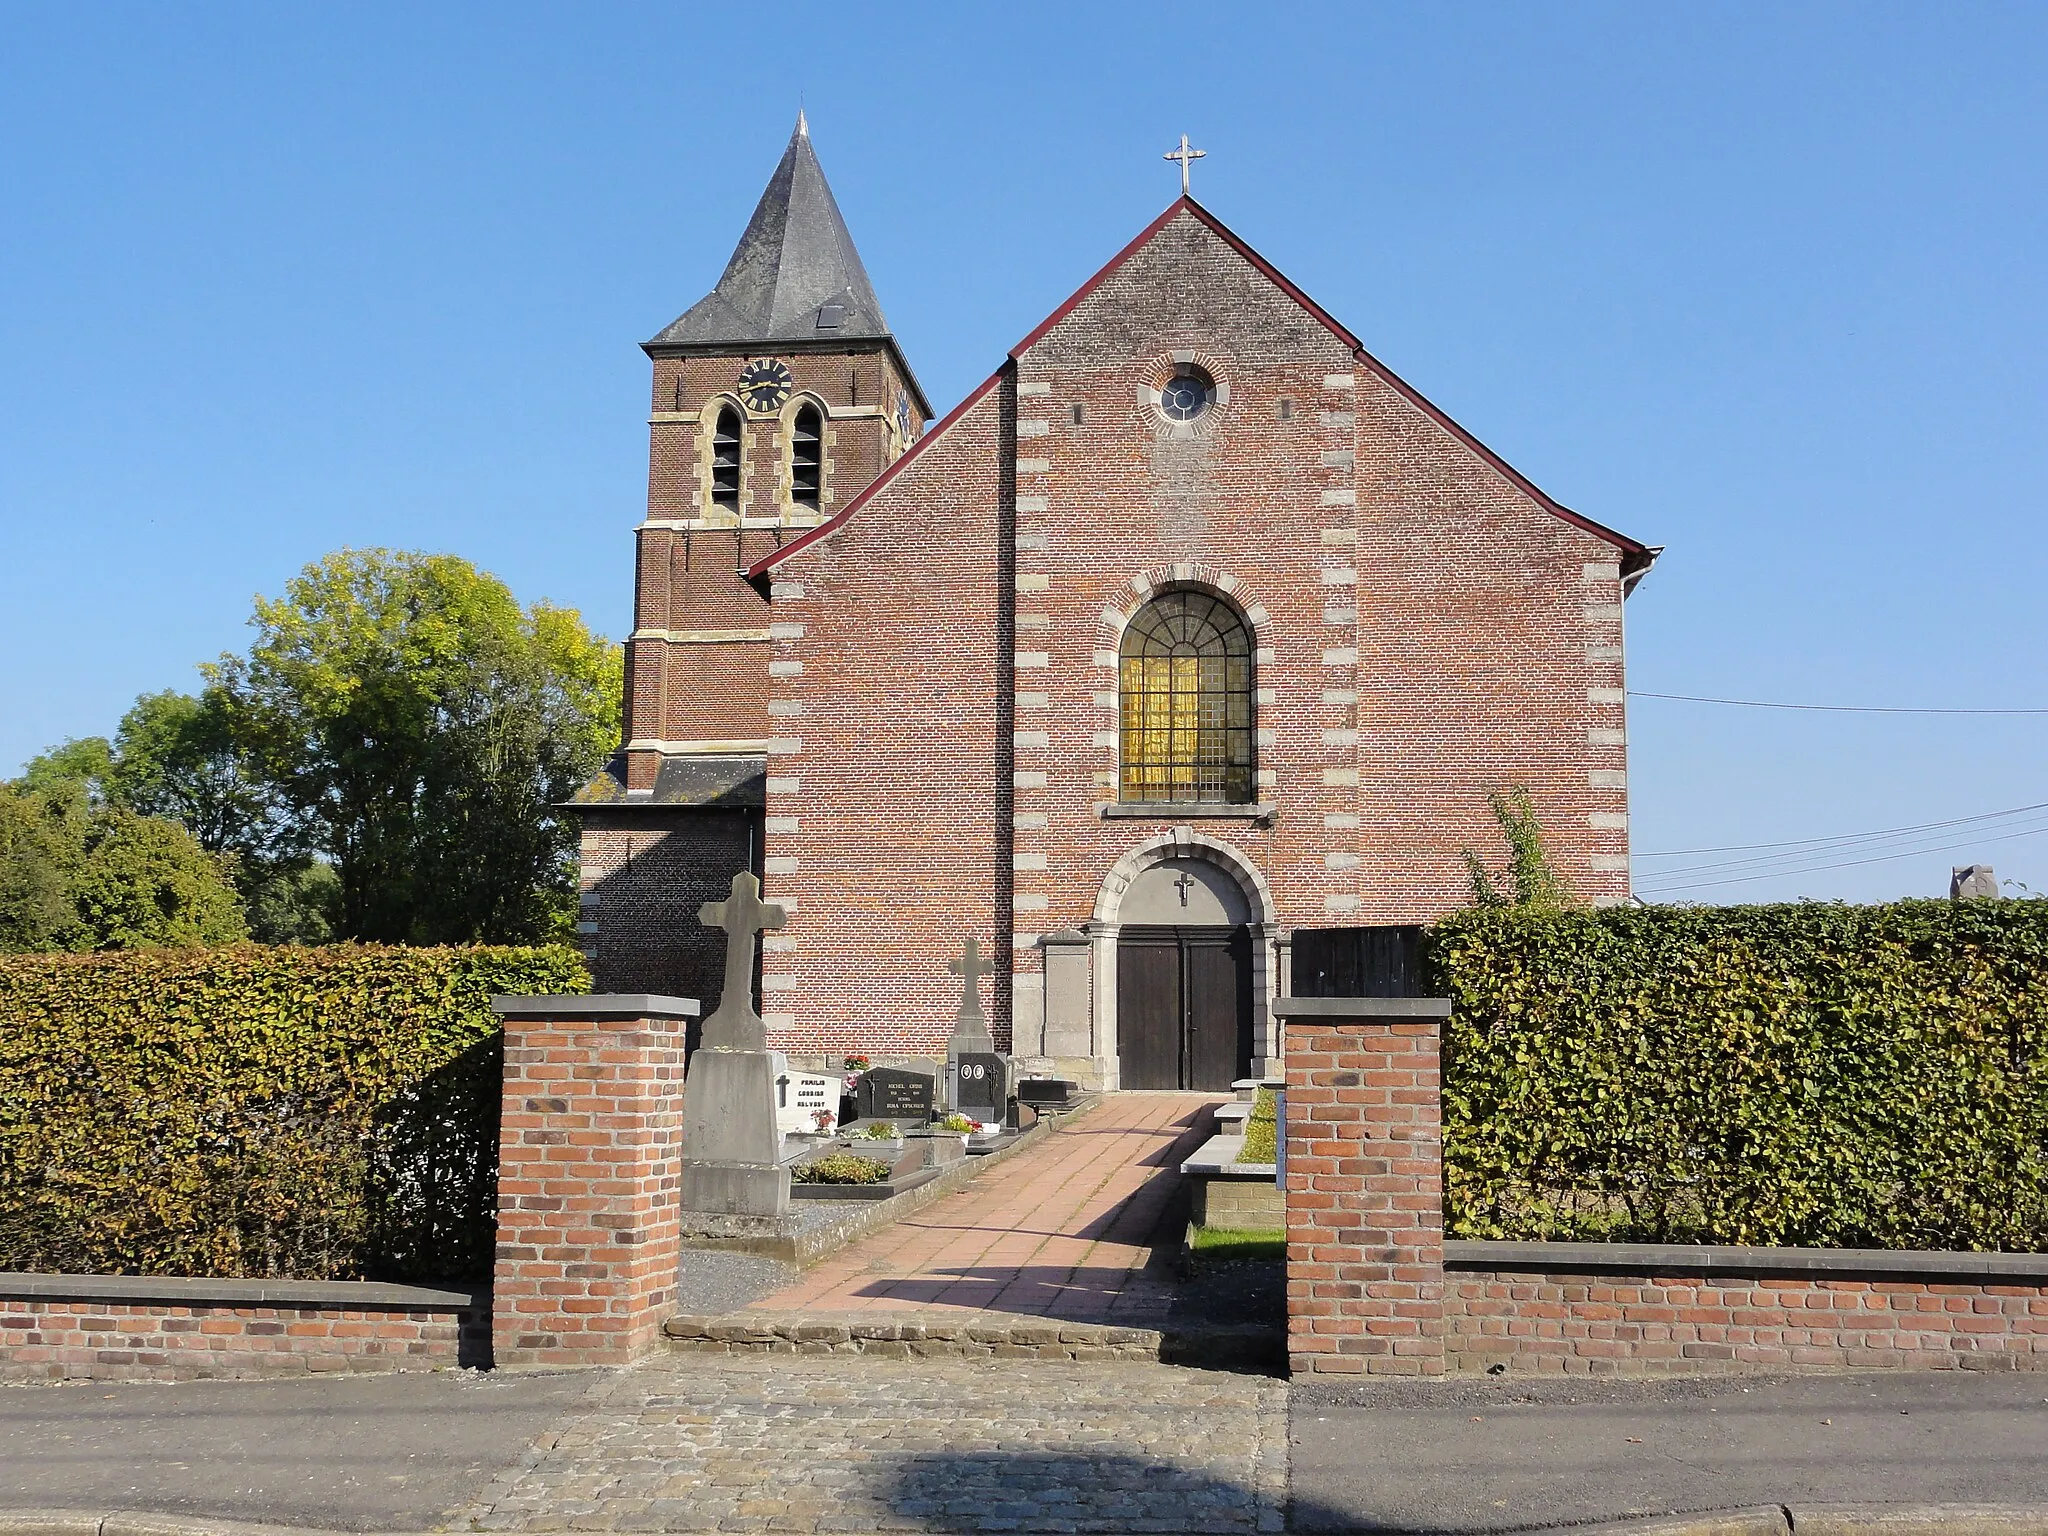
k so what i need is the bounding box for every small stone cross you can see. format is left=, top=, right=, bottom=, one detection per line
left=1164, top=134, right=1206, bottom=195
left=1174, top=870, right=1197, bottom=909
left=949, top=937, right=991, bottom=1029
left=698, top=871, right=786, bottom=1050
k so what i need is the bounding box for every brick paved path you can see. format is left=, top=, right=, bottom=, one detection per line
left=456, top=1354, right=1287, bottom=1534
left=752, top=1093, right=1219, bottom=1326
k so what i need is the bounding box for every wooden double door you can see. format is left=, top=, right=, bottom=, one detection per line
left=1116, top=925, right=1254, bottom=1091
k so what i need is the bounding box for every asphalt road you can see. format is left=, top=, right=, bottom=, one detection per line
left=0, top=1368, right=602, bottom=1531
left=1289, top=1371, right=2048, bottom=1533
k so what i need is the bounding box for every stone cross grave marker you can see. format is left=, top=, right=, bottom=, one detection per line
left=699, top=871, right=787, bottom=1051
left=680, top=871, right=792, bottom=1217
left=946, top=935, right=996, bottom=1056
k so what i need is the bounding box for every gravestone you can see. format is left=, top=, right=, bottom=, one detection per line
left=1951, top=864, right=1999, bottom=900
left=854, top=1066, right=935, bottom=1126
left=772, top=1058, right=839, bottom=1138
left=954, top=1051, right=1009, bottom=1126
left=945, top=936, right=1002, bottom=1112
left=1017, top=1077, right=1080, bottom=1110
left=679, top=872, right=790, bottom=1217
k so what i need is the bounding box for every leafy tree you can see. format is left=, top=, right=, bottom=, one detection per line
left=0, top=785, right=81, bottom=951
left=1462, top=787, right=1577, bottom=912
left=0, top=783, right=245, bottom=952
left=15, top=737, right=116, bottom=806
left=206, top=549, right=621, bottom=945
left=67, top=809, right=249, bottom=949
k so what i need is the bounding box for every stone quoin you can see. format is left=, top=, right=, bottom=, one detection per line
left=571, top=120, right=1657, bottom=1093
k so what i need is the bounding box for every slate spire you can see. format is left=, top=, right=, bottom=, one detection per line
left=651, top=115, right=892, bottom=347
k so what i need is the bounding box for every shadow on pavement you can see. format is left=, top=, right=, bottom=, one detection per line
left=866, top=1445, right=1306, bottom=1534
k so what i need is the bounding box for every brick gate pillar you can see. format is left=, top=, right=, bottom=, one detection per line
left=1277, top=996, right=1453, bottom=1377
left=489, top=994, right=699, bottom=1368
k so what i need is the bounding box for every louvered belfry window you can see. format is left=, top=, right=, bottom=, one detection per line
left=711, top=407, right=743, bottom=511
left=1118, top=590, right=1255, bottom=804
left=791, top=405, right=823, bottom=510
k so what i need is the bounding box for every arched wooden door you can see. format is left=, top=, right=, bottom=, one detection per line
left=1117, top=924, right=1253, bottom=1090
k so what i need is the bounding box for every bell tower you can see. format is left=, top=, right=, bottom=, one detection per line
left=573, top=114, right=930, bottom=999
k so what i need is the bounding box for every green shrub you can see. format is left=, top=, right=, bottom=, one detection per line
left=792, top=1153, right=893, bottom=1185
left=0, top=941, right=586, bottom=1280
left=1430, top=901, right=2048, bottom=1250
left=1237, top=1087, right=1277, bottom=1164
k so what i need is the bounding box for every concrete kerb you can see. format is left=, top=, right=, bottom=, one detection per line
left=3, top=1509, right=2047, bottom=1536
left=661, top=1308, right=1284, bottom=1368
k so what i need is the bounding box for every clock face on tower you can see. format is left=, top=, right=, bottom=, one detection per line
left=737, top=358, right=793, bottom=413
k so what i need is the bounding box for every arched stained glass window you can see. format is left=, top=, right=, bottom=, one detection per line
left=710, top=406, right=743, bottom=512
left=1119, top=590, right=1255, bottom=804
left=791, top=404, right=822, bottom=510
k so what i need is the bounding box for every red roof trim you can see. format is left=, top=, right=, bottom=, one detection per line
left=755, top=194, right=1648, bottom=574
left=1177, top=199, right=1647, bottom=557
left=747, top=368, right=1005, bottom=577
left=1347, top=345, right=1647, bottom=555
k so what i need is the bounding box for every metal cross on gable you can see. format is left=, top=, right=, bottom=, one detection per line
left=1164, top=134, right=1206, bottom=195
left=1174, top=870, right=1198, bottom=909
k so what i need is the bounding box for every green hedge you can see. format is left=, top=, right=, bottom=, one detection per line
left=1431, top=901, right=2048, bottom=1250
left=0, top=942, right=586, bottom=1281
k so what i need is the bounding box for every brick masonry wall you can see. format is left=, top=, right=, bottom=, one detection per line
left=578, top=809, right=756, bottom=1009
left=1283, top=1012, right=1446, bottom=1376
left=492, top=1001, right=688, bottom=1368
left=1444, top=1272, right=2048, bottom=1374
left=758, top=384, right=1009, bottom=1059
left=745, top=203, right=1639, bottom=1062
left=0, top=1299, right=481, bottom=1383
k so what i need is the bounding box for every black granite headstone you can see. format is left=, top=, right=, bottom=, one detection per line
left=854, top=1066, right=935, bottom=1125
left=954, top=1052, right=1008, bottom=1123
left=1017, top=1078, right=1080, bottom=1109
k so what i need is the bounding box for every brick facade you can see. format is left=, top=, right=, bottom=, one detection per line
left=490, top=996, right=692, bottom=1367
left=1282, top=1000, right=2048, bottom=1377
left=583, top=173, right=1655, bottom=1080
left=747, top=199, right=1651, bottom=1083
left=0, top=1294, right=482, bottom=1382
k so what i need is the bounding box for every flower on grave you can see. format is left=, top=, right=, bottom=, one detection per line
left=812, top=1107, right=837, bottom=1133
left=843, top=1055, right=870, bottom=1072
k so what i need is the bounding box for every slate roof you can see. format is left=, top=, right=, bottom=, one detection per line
left=650, top=113, right=893, bottom=350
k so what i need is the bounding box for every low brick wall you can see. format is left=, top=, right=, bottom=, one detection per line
left=0, top=1273, right=487, bottom=1382
left=1444, top=1244, right=2048, bottom=1375
left=1280, top=997, right=2048, bottom=1378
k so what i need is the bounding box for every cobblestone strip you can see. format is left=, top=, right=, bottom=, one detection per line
left=448, top=1354, right=1287, bottom=1534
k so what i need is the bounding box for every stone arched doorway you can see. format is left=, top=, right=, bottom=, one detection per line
left=1114, top=861, right=1254, bottom=1089
left=1084, top=832, right=1279, bottom=1092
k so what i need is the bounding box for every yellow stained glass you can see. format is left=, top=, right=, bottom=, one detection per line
left=1117, top=591, right=1254, bottom=804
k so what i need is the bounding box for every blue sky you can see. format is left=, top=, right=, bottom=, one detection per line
left=3, top=3, right=2044, bottom=903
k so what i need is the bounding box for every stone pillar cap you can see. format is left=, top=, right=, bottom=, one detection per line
left=492, top=993, right=701, bottom=1020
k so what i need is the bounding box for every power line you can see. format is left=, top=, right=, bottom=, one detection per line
left=1640, top=814, right=2048, bottom=883
left=1630, top=691, right=2048, bottom=716
left=1636, top=799, right=2048, bottom=858
left=1636, top=824, right=2048, bottom=896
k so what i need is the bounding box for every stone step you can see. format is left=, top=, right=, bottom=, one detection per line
left=663, top=1310, right=1282, bottom=1370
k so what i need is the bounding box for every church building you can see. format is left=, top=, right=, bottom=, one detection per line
left=573, top=117, right=1657, bottom=1092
